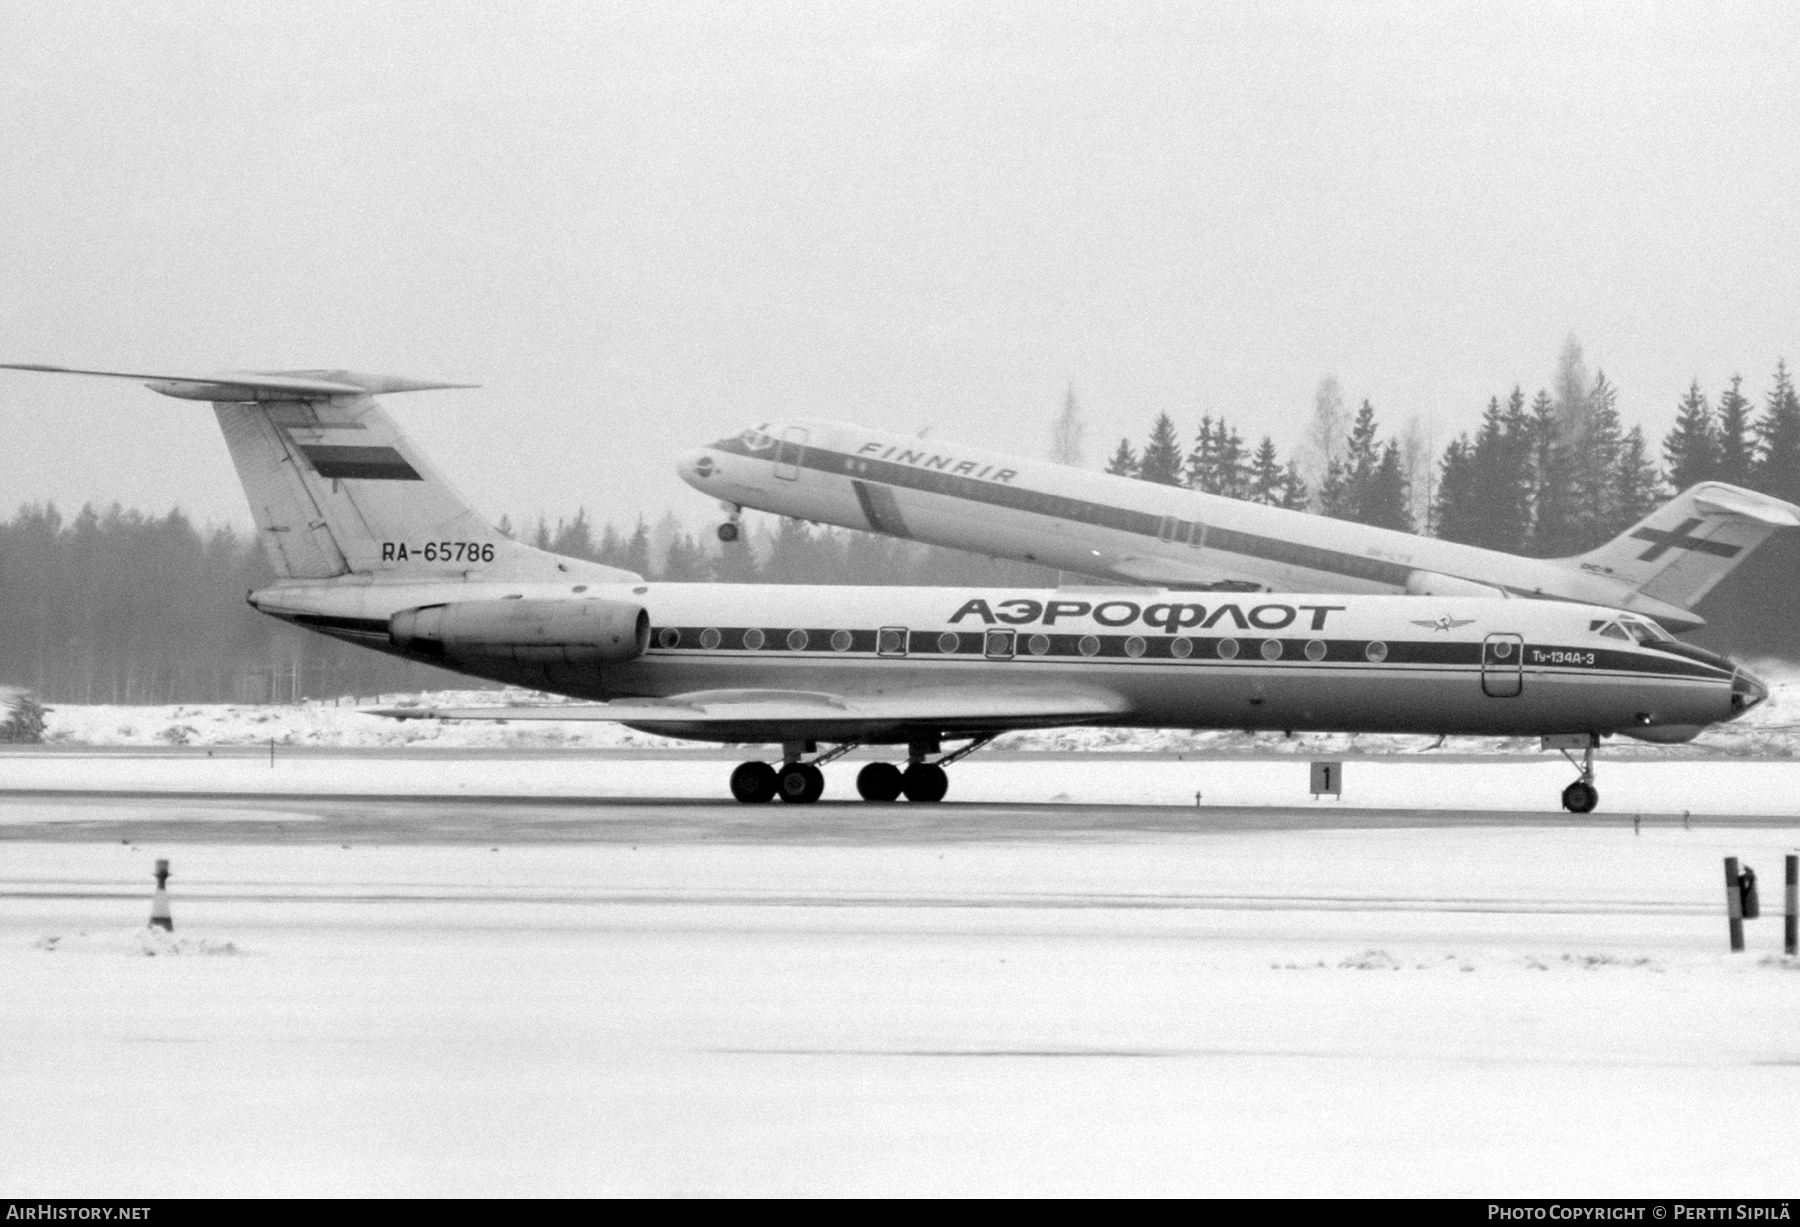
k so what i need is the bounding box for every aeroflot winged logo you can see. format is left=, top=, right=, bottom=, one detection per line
left=949, top=597, right=1346, bottom=632
left=1411, top=615, right=1476, bottom=632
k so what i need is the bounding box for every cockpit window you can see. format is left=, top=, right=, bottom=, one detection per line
left=1619, top=617, right=1676, bottom=645
left=1597, top=621, right=1631, bottom=642
left=714, top=426, right=777, bottom=454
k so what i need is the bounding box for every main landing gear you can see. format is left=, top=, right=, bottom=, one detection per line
left=716, top=502, right=743, bottom=543
left=1548, top=734, right=1600, bottom=813
left=729, top=735, right=995, bottom=804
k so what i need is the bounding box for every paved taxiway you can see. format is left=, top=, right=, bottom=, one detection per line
left=2, top=789, right=1798, bottom=847
left=4, top=752, right=1799, bottom=1196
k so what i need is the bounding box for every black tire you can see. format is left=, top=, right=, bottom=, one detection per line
left=1561, top=781, right=1598, bottom=814
left=856, top=762, right=904, bottom=802
left=730, top=760, right=778, bottom=804
left=901, top=762, right=949, bottom=804
left=717, top=522, right=740, bottom=543
left=778, top=762, right=825, bottom=804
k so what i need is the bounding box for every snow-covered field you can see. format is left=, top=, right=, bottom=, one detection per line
left=4, top=829, right=1798, bottom=1196
left=7, top=665, right=1800, bottom=1195
left=24, top=655, right=1800, bottom=758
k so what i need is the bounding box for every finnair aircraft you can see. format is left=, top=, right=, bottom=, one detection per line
left=2, top=365, right=1767, bottom=811
left=677, top=420, right=1800, bottom=631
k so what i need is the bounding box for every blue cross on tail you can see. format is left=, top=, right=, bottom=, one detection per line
left=1631, top=518, right=1742, bottom=562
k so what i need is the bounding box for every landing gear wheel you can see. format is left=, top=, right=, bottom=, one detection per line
left=717, top=521, right=740, bottom=543
left=901, top=762, right=949, bottom=803
left=856, top=762, right=904, bottom=802
left=778, top=762, right=825, bottom=804
left=730, top=761, right=778, bottom=804
left=1561, top=781, right=1599, bottom=814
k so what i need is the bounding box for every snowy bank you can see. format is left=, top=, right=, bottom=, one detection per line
left=26, top=658, right=1800, bottom=758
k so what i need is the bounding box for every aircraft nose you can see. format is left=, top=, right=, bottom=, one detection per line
left=677, top=448, right=718, bottom=486
left=1730, top=664, right=1768, bottom=716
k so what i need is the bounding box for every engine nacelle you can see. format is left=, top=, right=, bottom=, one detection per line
left=389, top=598, right=649, bottom=666
left=1404, top=570, right=1506, bottom=599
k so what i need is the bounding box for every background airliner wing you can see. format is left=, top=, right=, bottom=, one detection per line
left=371, top=686, right=1130, bottom=739
left=1105, top=553, right=1227, bottom=586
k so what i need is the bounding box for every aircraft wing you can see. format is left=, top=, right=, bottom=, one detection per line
left=370, top=685, right=1131, bottom=741
left=1105, top=553, right=1232, bottom=587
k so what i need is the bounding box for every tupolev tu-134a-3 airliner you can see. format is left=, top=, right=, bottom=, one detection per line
left=0, top=364, right=1768, bottom=811
left=678, top=420, right=1800, bottom=632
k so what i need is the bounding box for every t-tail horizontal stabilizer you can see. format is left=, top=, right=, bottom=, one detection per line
left=0, top=363, right=478, bottom=401
left=0, top=362, right=639, bottom=587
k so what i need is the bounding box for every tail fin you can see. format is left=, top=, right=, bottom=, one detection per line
left=1570, top=482, right=1800, bottom=612
left=1, top=364, right=641, bottom=585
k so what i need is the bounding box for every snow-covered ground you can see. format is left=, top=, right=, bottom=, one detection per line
left=4, top=829, right=1798, bottom=1196
left=8, top=664, right=1799, bottom=1194
left=24, top=656, right=1800, bottom=758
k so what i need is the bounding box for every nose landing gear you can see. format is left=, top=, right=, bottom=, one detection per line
left=1545, top=734, right=1600, bottom=813
left=716, top=502, right=743, bottom=543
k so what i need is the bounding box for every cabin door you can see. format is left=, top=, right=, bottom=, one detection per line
left=1481, top=633, right=1524, bottom=697
left=774, top=427, right=808, bottom=481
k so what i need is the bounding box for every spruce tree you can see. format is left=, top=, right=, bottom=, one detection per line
left=1104, top=437, right=1138, bottom=477
left=658, top=533, right=711, bottom=581
left=550, top=508, right=599, bottom=560
left=1216, top=425, right=1248, bottom=499
left=1459, top=389, right=1534, bottom=553
left=1614, top=426, right=1663, bottom=528
left=1570, top=371, right=1624, bottom=551
left=1137, top=413, right=1185, bottom=485
left=1183, top=416, right=1216, bottom=490
left=1317, top=456, right=1354, bottom=519
left=1277, top=461, right=1310, bottom=510
left=1528, top=389, right=1579, bottom=556
left=1247, top=437, right=1285, bottom=505
left=1715, top=375, right=1755, bottom=487
left=1432, top=435, right=1480, bottom=544
left=1662, top=380, right=1718, bottom=490
left=1755, top=360, right=1800, bottom=504
left=1362, top=441, right=1413, bottom=532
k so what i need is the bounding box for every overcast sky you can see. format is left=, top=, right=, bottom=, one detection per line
left=3, top=1, right=1798, bottom=536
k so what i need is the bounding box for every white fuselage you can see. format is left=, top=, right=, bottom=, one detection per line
left=251, top=578, right=1754, bottom=746
left=679, top=420, right=1700, bottom=627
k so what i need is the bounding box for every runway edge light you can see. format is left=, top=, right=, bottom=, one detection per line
left=150, top=859, right=172, bottom=932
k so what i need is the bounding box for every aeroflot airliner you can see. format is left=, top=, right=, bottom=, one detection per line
left=1, top=365, right=1767, bottom=811
left=677, top=420, right=1800, bottom=631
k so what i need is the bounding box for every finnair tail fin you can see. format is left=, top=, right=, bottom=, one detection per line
left=1568, top=482, right=1800, bottom=613
left=0, top=364, right=641, bottom=585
